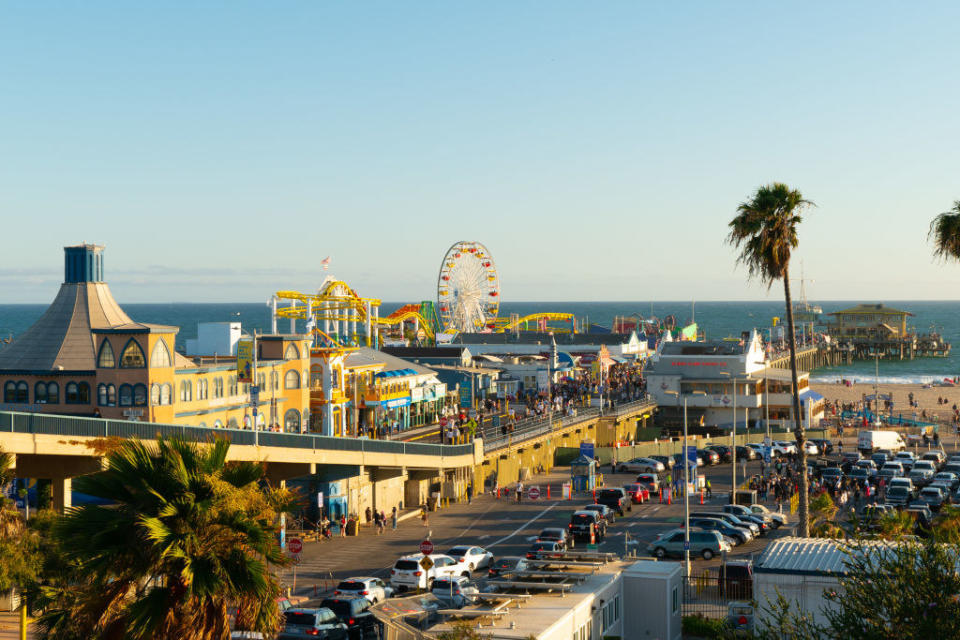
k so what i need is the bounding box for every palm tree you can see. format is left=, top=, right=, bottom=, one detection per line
left=36, top=436, right=293, bottom=640
left=728, top=182, right=814, bottom=536
left=929, top=201, right=960, bottom=261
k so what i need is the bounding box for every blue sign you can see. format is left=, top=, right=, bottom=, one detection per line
left=762, top=446, right=772, bottom=463
left=250, top=385, right=260, bottom=404
left=459, top=385, right=472, bottom=409
left=685, top=446, right=699, bottom=467
left=683, top=541, right=691, bottom=550
left=580, top=442, right=595, bottom=459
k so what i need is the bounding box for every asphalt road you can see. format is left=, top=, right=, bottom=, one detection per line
left=282, top=450, right=794, bottom=599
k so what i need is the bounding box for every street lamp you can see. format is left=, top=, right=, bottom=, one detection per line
left=720, top=372, right=738, bottom=505
left=665, top=388, right=706, bottom=577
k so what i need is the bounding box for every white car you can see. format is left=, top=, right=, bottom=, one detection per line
left=617, top=457, right=665, bottom=473
left=445, top=545, right=493, bottom=572
left=802, top=441, right=819, bottom=456
left=771, top=441, right=797, bottom=456
left=333, top=576, right=393, bottom=603
left=747, top=503, right=786, bottom=529
left=390, top=554, right=468, bottom=591
left=431, top=576, right=480, bottom=609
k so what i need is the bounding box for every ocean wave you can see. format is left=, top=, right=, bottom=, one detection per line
left=810, top=374, right=959, bottom=385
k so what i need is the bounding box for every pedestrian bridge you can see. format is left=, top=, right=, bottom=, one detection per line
left=0, top=410, right=481, bottom=510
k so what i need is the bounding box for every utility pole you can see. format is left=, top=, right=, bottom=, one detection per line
left=731, top=376, right=737, bottom=504
left=252, top=330, right=259, bottom=446
left=683, top=394, right=691, bottom=576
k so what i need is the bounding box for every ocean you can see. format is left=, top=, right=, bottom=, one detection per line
left=2, top=300, right=958, bottom=384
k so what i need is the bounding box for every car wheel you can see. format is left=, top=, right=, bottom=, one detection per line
left=461, top=571, right=470, bottom=577
left=702, top=549, right=715, bottom=560
left=469, top=563, right=475, bottom=571
left=618, top=465, right=627, bottom=473
left=654, top=547, right=666, bottom=559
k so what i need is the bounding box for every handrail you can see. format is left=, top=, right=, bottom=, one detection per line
left=0, top=410, right=475, bottom=459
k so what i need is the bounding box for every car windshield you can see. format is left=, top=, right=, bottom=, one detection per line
left=571, top=514, right=594, bottom=524
left=532, top=542, right=554, bottom=551
left=447, top=547, right=469, bottom=555
left=432, top=580, right=454, bottom=590
left=394, top=560, right=419, bottom=571
left=889, top=487, right=908, bottom=496
left=284, top=612, right=317, bottom=627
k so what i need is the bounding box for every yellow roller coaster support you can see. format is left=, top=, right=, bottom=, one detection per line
left=494, top=312, right=575, bottom=333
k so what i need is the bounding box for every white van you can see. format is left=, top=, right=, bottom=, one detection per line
left=858, top=430, right=906, bottom=454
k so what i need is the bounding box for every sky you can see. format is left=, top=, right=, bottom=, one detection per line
left=2, top=2, right=960, bottom=304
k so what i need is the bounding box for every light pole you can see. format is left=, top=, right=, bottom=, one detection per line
left=665, top=388, right=706, bottom=577
left=721, top=372, right=738, bottom=504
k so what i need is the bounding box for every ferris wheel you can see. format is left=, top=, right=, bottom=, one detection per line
left=437, top=241, right=500, bottom=333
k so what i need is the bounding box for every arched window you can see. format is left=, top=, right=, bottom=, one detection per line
left=228, top=417, right=239, bottom=429
left=98, top=383, right=108, bottom=406
left=197, top=379, right=208, bottom=400
left=160, top=383, right=172, bottom=406
left=119, top=384, right=133, bottom=406
left=15, top=382, right=27, bottom=403
left=310, top=365, right=322, bottom=388
left=150, top=339, right=172, bottom=368
left=107, top=384, right=116, bottom=406
left=228, top=375, right=237, bottom=396
left=284, top=408, right=301, bottom=432
left=213, top=420, right=223, bottom=428
left=47, top=382, right=59, bottom=404
left=97, top=340, right=115, bottom=368
left=150, top=384, right=160, bottom=406
left=3, top=381, right=15, bottom=403
left=34, top=382, right=47, bottom=404
left=66, top=382, right=79, bottom=404
left=257, top=373, right=266, bottom=390
left=213, top=377, right=223, bottom=399
left=119, top=339, right=146, bottom=368
left=179, top=380, right=192, bottom=402
left=78, top=382, right=90, bottom=404
left=284, top=343, right=300, bottom=360
left=285, top=370, right=300, bottom=390
left=133, top=384, right=147, bottom=406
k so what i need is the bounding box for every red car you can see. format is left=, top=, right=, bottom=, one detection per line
left=622, top=483, right=650, bottom=504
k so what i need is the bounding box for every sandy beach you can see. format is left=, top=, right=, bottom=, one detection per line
left=811, top=381, right=960, bottom=422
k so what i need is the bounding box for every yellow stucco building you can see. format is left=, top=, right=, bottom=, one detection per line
left=0, top=244, right=311, bottom=430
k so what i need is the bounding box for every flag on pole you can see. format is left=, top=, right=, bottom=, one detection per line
left=320, top=256, right=331, bottom=270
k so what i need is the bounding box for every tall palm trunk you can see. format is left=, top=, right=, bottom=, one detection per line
left=783, top=266, right=809, bottom=536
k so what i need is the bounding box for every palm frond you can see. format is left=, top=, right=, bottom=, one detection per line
left=929, top=201, right=960, bottom=262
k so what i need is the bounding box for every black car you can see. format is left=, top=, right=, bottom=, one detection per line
left=687, top=517, right=749, bottom=545
left=319, top=597, right=378, bottom=640
left=707, top=445, right=733, bottom=463
left=595, top=488, right=629, bottom=516
left=488, top=556, right=528, bottom=578
left=650, top=455, right=675, bottom=470
left=735, top=445, right=757, bottom=461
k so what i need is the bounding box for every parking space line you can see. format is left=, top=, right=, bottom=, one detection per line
left=486, top=504, right=557, bottom=548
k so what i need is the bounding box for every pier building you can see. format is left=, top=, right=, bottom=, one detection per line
left=0, top=245, right=311, bottom=430
left=646, top=330, right=824, bottom=431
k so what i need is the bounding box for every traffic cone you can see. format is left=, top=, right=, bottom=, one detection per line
left=700, top=490, right=704, bottom=505
left=667, top=489, right=672, bottom=505
left=496, top=486, right=500, bottom=499
left=659, top=488, right=663, bottom=503
left=547, top=485, right=551, bottom=499
left=593, top=489, right=597, bottom=503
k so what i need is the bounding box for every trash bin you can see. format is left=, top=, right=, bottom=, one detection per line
left=734, top=489, right=757, bottom=505
left=427, top=496, right=438, bottom=511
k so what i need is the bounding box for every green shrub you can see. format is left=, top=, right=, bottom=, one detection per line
left=682, top=614, right=729, bottom=638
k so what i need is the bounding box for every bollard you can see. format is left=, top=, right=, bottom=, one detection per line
left=547, top=485, right=551, bottom=499
left=667, top=489, right=672, bottom=505
left=659, top=488, right=663, bottom=503
left=700, top=489, right=704, bottom=505
left=593, top=488, right=597, bottom=503
left=497, top=486, right=500, bottom=499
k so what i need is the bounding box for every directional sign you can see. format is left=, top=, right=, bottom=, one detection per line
left=528, top=486, right=541, bottom=500
left=683, top=541, right=691, bottom=550
left=419, top=539, right=435, bottom=555
left=287, top=538, right=303, bottom=554
left=419, top=556, right=434, bottom=571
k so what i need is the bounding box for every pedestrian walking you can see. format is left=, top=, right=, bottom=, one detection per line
left=392, top=506, right=398, bottom=530
left=705, top=479, right=712, bottom=498
left=377, top=510, right=385, bottom=535
left=373, top=510, right=382, bottom=535
left=421, top=506, right=429, bottom=527
left=466, top=483, right=473, bottom=504
left=339, top=514, right=347, bottom=537
left=516, top=481, right=523, bottom=503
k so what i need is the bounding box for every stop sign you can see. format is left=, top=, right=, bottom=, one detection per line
left=287, top=538, right=303, bottom=554
left=528, top=486, right=540, bottom=500
left=419, top=539, right=435, bottom=555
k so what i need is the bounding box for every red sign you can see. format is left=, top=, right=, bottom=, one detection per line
left=419, top=539, right=434, bottom=555
left=287, top=538, right=303, bottom=554
left=528, top=486, right=541, bottom=500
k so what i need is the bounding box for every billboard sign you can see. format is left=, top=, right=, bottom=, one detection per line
left=237, top=339, right=254, bottom=383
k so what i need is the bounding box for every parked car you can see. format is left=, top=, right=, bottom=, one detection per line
left=943, top=462, right=960, bottom=476
left=445, top=546, right=493, bottom=571
left=871, top=452, right=890, bottom=467
left=735, top=445, right=757, bottom=460
left=698, top=449, right=720, bottom=465
left=685, top=517, right=751, bottom=545
left=650, top=455, right=675, bottom=470
left=694, top=511, right=760, bottom=535
left=933, top=472, right=960, bottom=492
left=537, top=527, right=573, bottom=549
left=616, top=457, right=664, bottom=474
left=721, top=560, right=754, bottom=600
left=278, top=608, right=348, bottom=640
left=771, top=441, right=796, bottom=457
left=921, top=451, right=946, bottom=469
left=848, top=467, right=873, bottom=483
left=890, top=477, right=914, bottom=492
left=390, top=554, right=467, bottom=591
left=526, top=540, right=564, bottom=559
left=583, top=503, right=616, bottom=524
left=747, top=503, right=786, bottom=528
left=488, top=556, right=528, bottom=578
left=801, top=441, right=819, bottom=456
left=318, top=597, right=378, bottom=640
left=569, top=510, right=605, bottom=542
left=647, top=527, right=731, bottom=560
left=841, top=451, right=863, bottom=464
left=706, top=445, right=733, bottom=463
left=635, top=473, right=660, bottom=493
left=878, top=464, right=903, bottom=481
left=723, top=504, right=772, bottom=532
left=820, top=467, right=843, bottom=483
left=885, top=485, right=913, bottom=506
left=904, top=505, right=934, bottom=531
left=893, top=451, right=916, bottom=471
left=596, top=488, right=631, bottom=515
left=916, top=486, right=947, bottom=512
left=431, top=576, right=479, bottom=609
left=334, top=578, right=392, bottom=604
left=622, top=483, right=650, bottom=504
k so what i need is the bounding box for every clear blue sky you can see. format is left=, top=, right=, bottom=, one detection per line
left=2, top=2, right=959, bottom=304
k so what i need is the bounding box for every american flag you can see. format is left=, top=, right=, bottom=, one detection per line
left=320, top=256, right=331, bottom=270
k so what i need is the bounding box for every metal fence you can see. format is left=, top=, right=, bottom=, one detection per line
left=0, top=410, right=475, bottom=459
left=683, top=572, right=752, bottom=619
